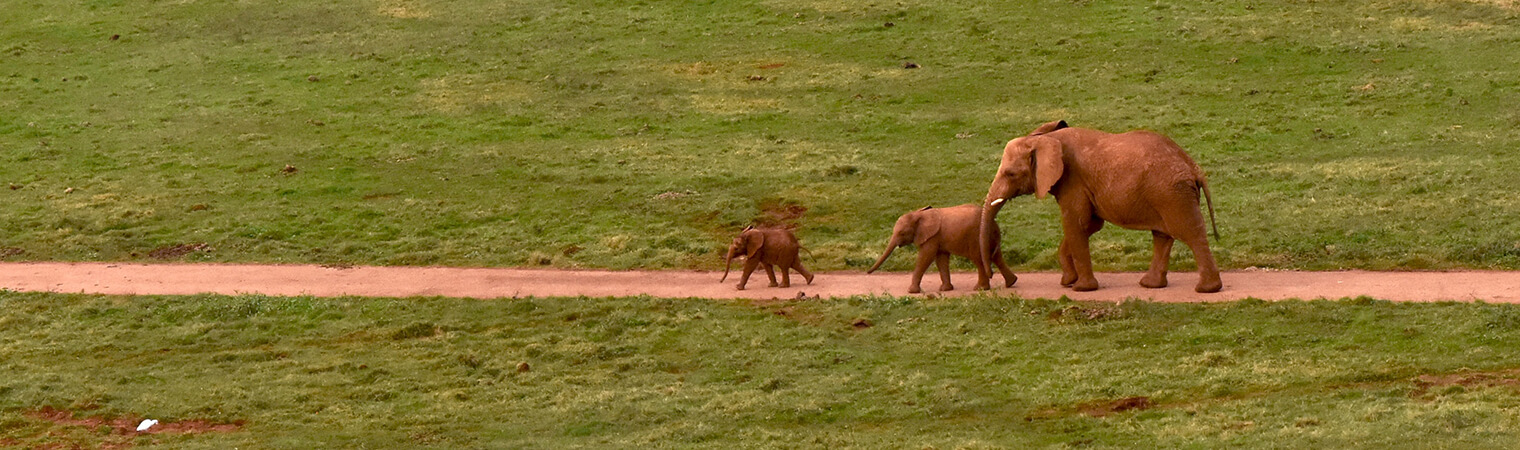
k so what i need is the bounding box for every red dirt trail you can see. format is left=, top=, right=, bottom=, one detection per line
left=2, top=262, right=1518, bottom=302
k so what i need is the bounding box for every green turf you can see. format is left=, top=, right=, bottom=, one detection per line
left=1, top=0, right=1517, bottom=271
left=5, top=291, right=1520, bottom=447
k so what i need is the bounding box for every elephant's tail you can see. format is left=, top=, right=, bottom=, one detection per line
left=800, top=246, right=816, bottom=263
left=1199, top=177, right=1220, bottom=242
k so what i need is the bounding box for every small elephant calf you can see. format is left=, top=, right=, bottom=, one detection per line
left=721, top=226, right=815, bottom=290
left=867, top=204, right=1017, bottom=293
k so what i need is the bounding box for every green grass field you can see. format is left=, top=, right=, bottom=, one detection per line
left=2, top=0, right=1517, bottom=271
left=5, top=1, right=1520, bottom=447
left=6, top=291, right=1520, bottom=447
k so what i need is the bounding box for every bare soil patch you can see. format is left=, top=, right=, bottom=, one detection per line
left=755, top=199, right=807, bottom=228
left=1079, top=396, right=1155, bottom=417
left=1047, top=305, right=1128, bottom=323
left=147, top=243, right=211, bottom=259
left=1027, top=396, right=1156, bottom=420
left=16, top=406, right=243, bottom=448
left=28, top=406, right=244, bottom=435
left=1412, top=368, right=1520, bottom=397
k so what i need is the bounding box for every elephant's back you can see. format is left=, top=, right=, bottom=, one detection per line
left=939, top=204, right=987, bottom=256
left=1081, top=131, right=1200, bottom=180
left=764, top=229, right=800, bottom=245
left=1113, top=131, right=1198, bottom=165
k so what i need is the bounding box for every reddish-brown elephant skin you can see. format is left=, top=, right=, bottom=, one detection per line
left=978, top=120, right=1221, bottom=293
left=867, top=204, right=1017, bottom=294
left=721, top=226, right=815, bottom=290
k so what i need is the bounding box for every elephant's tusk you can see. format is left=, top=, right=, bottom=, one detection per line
left=989, top=198, right=1005, bottom=207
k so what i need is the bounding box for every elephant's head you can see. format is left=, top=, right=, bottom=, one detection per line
left=720, top=226, right=764, bottom=282
left=867, top=207, right=939, bottom=273
left=1026, top=119, right=1069, bottom=136
left=979, top=120, right=1067, bottom=268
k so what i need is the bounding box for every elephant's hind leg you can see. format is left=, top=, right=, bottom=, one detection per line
left=992, top=248, right=1018, bottom=287
left=1154, top=188, right=1222, bottom=293
left=1140, top=231, right=1174, bottom=288
left=763, top=263, right=779, bottom=287
left=1179, top=235, right=1222, bottom=293
left=792, top=260, right=814, bottom=285
left=935, top=253, right=954, bottom=291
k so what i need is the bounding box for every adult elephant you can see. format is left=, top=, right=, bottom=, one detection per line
left=977, top=120, right=1222, bottom=293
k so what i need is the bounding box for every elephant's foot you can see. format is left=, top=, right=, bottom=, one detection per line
left=735, top=284, right=746, bottom=291
left=973, top=283, right=992, bottom=291
left=804, top=273, right=815, bottom=284
left=1060, top=272, right=1077, bottom=287
left=1139, top=272, right=1168, bottom=289
left=778, top=282, right=790, bottom=288
left=1071, top=279, right=1099, bottom=292
left=1195, top=278, right=1222, bottom=293
left=907, top=286, right=923, bottom=294
left=938, top=284, right=955, bottom=292
left=1003, top=274, right=1018, bottom=287
left=768, top=282, right=779, bottom=288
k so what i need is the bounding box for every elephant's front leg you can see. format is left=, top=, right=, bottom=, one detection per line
left=935, top=252, right=954, bottom=291
left=1061, top=212, right=1103, bottom=292
left=908, top=248, right=935, bottom=294
left=1057, top=241, right=1077, bottom=287
left=737, top=258, right=761, bottom=290
left=978, top=233, right=1009, bottom=290
left=763, top=263, right=779, bottom=287
left=1140, top=231, right=1174, bottom=289
left=972, top=252, right=993, bottom=291
left=973, top=232, right=993, bottom=291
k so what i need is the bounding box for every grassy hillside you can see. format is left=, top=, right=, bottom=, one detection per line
left=2, top=0, right=1518, bottom=270
left=6, top=291, right=1520, bottom=447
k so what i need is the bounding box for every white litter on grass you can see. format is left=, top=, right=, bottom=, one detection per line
left=136, top=419, right=158, bottom=432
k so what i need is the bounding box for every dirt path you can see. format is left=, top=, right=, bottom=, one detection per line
left=2, top=262, right=1518, bottom=302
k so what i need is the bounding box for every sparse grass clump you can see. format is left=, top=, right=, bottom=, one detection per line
left=6, top=291, right=1520, bottom=446
left=1, top=0, right=1518, bottom=270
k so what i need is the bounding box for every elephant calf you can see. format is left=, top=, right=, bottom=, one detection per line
left=721, top=226, right=815, bottom=290
left=867, top=204, right=1017, bottom=293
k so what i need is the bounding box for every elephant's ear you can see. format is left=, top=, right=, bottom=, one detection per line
left=1031, top=136, right=1065, bottom=199
left=914, top=214, right=941, bottom=247
left=745, top=231, right=765, bottom=258
left=1028, top=120, right=1069, bottom=136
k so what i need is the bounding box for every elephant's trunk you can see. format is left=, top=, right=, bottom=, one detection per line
left=720, top=247, right=735, bottom=282
left=866, top=238, right=900, bottom=274
left=980, top=175, right=1018, bottom=279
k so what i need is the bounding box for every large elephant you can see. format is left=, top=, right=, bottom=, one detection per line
left=978, top=120, right=1221, bottom=293
left=866, top=204, right=1017, bottom=294
left=721, top=226, right=815, bottom=290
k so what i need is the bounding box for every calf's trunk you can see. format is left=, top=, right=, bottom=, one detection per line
left=720, top=248, right=736, bottom=282
left=866, top=239, right=900, bottom=273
